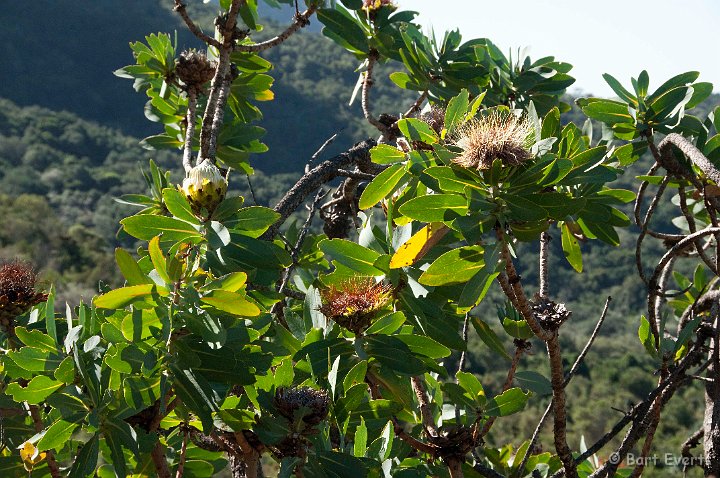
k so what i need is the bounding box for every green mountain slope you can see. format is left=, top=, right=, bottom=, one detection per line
left=0, top=0, right=406, bottom=173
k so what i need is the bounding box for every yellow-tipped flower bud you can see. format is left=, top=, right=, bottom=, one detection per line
left=181, top=159, right=227, bottom=215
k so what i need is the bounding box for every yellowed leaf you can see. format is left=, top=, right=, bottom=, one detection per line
left=389, top=222, right=449, bottom=269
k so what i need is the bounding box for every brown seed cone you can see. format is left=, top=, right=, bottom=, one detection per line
left=176, top=50, right=216, bottom=89
left=431, top=426, right=477, bottom=460
left=531, top=293, right=571, bottom=331
left=274, top=387, right=330, bottom=426
left=420, top=104, right=446, bottom=135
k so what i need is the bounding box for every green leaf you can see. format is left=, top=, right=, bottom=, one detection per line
left=102, top=417, right=137, bottom=478
left=123, top=376, right=160, bottom=410
left=500, top=194, right=548, bottom=221
left=5, top=375, right=63, bottom=404
left=398, top=194, right=468, bottom=222
left=612, top=142, right=648, bottom=166
left=638, top=315, right=657, bottom=358
left=68, top=433, right=99, bottom=478
left=541, top=107, right=561, bottom=139
left=602, top=73, right=637, bottom=105
left=317, top=8, right=369, bottom=53
left=14, top=327, right=56, bottom=353
left=370, top=144, right=406, bottom=164
left=354, top=419, right=368, bottom=457
left=343, top=361, right=368, bottom=394
left=201, top=290, right=260, bottom=317
left=363, top=335, right=426, bottom=375
left=115, top=249, right=151, bottom=286
left=501, top=317, right=534, bottom=340
left=162, top=188, right=198, bottom=223
left=561, top=222, right=583, bottom=272
left=94, top=284, right=156, bottom=309
left=320, top=239, right=383, bottom=276
left=459, top=244, right=501, bottom=310
left=223, top=206, right=280, bottom=234
left=397, top=118, right=439, bottom=144
left=456, top=371, right=486, bottom=406
left=38, top=415, right=85, bottom=451
left=419, top=245, right=484, bottom=286
left=422, top=166, right=483, bottom=194
left=364, top=311, right=406, bottom=335
left=120, top=215, right=202, bottom=242
left=7, top=347, right=61, bottom=372
left=170, top=363, right=219, bottom=432
left=306, top=451, right=368, bottom=478
left=647, top=86, right=693, bottom=123
left=471, top=317, right=511, bottom=360
left=580, top=99, right=634, bottom=125
left=359, top=164, right=407, bottom=209
left=389, top=71, right=423, bottom=90
left=514, top=371, right=552, bottom=395
left=485, top=388, right=530, bottom=417
left=445, top=89, right=470, bottom=133
left=646, top=71, right=699, bottom=104
left=148, top=236, right=170, bottom=285
left=396, top=334, right=451, bottom=359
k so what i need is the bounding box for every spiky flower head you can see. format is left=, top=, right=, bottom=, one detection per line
left=175, top=49, right=216, bottom=90
left=274, top=386, right=330, bottom=426
left=319, top=278, right=392, bottom=334
left=0, top=261, right=47, bottom=331
left=181, top=159, right=228, bottom=216
left=452, top=109, right=533, bottom=170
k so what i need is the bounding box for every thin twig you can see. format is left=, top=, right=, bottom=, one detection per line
left=306, top=132, right=340, bottom=172
left=234, top=6, right=318, bottom=52
left=539, top=232, right=551, bottom=298
left=455, top=313, right=470, bottom=423
left=403, top=91, right=429, bottom=118
left=411, top=376, right=438, bottom=437
left=175, top=426, right=189, bottom=478
left=361, top=50, right=389, bottom=136
left=173, top=1, right=222, bottom=48
left=182, top=88, right=198, bottom=173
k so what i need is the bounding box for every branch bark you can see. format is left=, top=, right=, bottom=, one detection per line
left=264, top=139, right=378, bottom=240
left=235, top=6, right=317, bottom=52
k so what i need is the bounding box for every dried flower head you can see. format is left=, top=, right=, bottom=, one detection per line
left=319, top=278, right=392, bottom=334
left=175, top=49, right=216, bottom=90
left=274, top=386, right=330, bottom=426
left=452, top=109, right=533, bottom=170
left=180, top=159, right=228, bottom=216
left=531, top=293, right=571, bottom=331
left=0, top=261, right=47, bottom=330
left=419, top=104, right=446, bottom=135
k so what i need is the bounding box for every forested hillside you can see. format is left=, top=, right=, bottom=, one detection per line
left=0, top=0, right=403, bottom=173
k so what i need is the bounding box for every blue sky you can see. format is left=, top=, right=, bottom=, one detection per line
left=407, top=0, right=720, bottom=97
